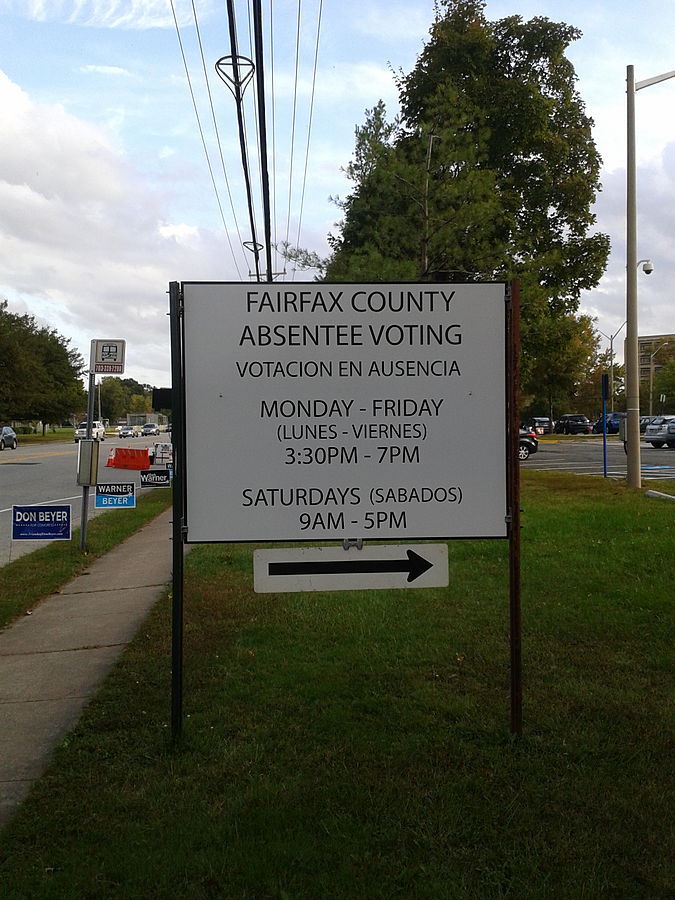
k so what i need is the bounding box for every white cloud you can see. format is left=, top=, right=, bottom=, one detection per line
left=79, top=64, right=131, bottom=75
left=353, top=5, right=429, bottom=44
left=580, top=142, right=675, bottom=359
left=314, top=62, right=400, bottom=106
left=0, top=0, right=216, bottom=29
left=158, top=222, right=199, bottom=244
left=0, top=69, right=234, bottom=384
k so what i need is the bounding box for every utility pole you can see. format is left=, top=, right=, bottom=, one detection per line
left=217, top=0, right=262, bottom=281
left=252, top=0, right=273, bottom=282
left=420, top=133, right=436, bottom=278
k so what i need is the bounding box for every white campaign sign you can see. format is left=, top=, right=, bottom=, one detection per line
left=182, top=282, right=507, bottom=542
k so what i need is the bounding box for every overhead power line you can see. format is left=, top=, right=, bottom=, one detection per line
left=170, top=0, right=325, bottom=282
left=189, top=0, right=246, bottom=259
left=168, top=0, right=243, bottom=279
left=293, top=0, right=323, bottom=280
left=218, top=0, right=262, bottom=281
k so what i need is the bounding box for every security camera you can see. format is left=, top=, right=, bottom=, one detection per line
left=641, top=259, right=654, bottom=275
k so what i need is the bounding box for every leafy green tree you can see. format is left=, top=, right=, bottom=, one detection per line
left=574, top=347, right=623, bottom=418
left=0, top=301, right=37, bottom=419
left=120, top=378, right=152, bottom=398
left=323, top=0, right=610, bottom=397
left=0, top=300, right=85, bottom=425
left=522, top=313, right=601, bottom=418
left=652, top=352, right=675, bottom=414
left=99, top=376, right=130, bottom=423
left=128, top=393, right=152, bottom=414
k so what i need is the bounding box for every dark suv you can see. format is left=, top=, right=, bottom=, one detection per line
left=554, top=414, right=592, bottom=435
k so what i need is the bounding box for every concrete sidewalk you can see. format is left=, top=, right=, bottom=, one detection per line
left=0, top=508, right=175, bottom=828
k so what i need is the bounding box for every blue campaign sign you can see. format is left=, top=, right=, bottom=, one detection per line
left=95, top=483, right=136, bottom=508
left=12, top=505, right=72, bottom=541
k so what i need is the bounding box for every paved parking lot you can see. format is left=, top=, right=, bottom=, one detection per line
left=522, top=438, right=675, bottom=481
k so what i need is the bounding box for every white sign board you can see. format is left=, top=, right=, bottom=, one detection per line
left=254, top=544, right=449, bottom=593
left=91, top=339, right=126, bottom=374
left=182, top=282, right=507, bottom=542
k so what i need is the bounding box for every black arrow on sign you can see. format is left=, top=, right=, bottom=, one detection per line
left=268, top=549, right=434, bottom=583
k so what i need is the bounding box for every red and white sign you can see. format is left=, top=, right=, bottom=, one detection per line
left=91, top=339, right=125, bottom=374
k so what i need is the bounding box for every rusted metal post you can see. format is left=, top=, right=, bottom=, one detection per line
left=506, top=280, right=522, bottom=736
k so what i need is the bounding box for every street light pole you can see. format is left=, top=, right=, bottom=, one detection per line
left=625, top=64, right=675, bottom=489
left=649, top=342, right=669, bottom=416
left=599, top=321, right=626, bottom=414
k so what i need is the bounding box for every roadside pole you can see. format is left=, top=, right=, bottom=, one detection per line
left=78, top=339, right=126, bottom=552
left=602, top=374, right=609, bottom=478
left=169, top=282, right=185, bottom=740
left=506, top=281, right=522, bottom=736
left=79, top=367, right=96, bottom=552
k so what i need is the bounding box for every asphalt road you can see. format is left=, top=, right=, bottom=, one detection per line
left=522, top=435, right=675, bottom=481
left=0, top=435, right=165, bottom=565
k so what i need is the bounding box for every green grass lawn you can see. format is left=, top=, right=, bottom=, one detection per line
left=0, top=472, right=672, bottom=898
left=0, top=490, right=173, bottom=628
left=12, top=428, right=75, bottom=444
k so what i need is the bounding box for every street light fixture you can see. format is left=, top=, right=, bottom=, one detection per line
left=649, top=342, right=669, bottom=416
left=625, top=65, right=675, bottom=489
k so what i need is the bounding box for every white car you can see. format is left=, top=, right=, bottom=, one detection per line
left=643, top=415, right=675, bottom=449
left=665, top=419, right=675, bottom=449
left=74, top=420, right=106, bottom=441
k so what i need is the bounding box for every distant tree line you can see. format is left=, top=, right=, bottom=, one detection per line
left=98, top=377, right=154, bottom=423
left=0, top=300, right=85, bottom=426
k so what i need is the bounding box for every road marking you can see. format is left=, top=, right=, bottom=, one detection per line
left=0, top=449, right=75, bottom=463
left=0, top=495, right=83, bottom=515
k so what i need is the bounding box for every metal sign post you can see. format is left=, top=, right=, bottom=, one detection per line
left=169, top=283, right=186, bottom=740
left=506, top=281, right=522, bottom=737
left=79, top=339, right=126, bottom=552
left=79, top=367, right=97, bottom=552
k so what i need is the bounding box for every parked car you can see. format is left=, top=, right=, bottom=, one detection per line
left=592, top=411, right=626, bottom=434
left=528, top=417, right=554, bottom=435
left=0, top=425, right=18, bottom=450
left=74, top=421, right=106, bottom=441
left=554, top=414, right=592, bottom=435
left=118, top=426, right=138, bottom=439
left=666, top=420, right=675, bottom=448
left=141, top=423, right=160, bottom=436
left=643, top=415, right=675, bottom=448
left=640, top=415, right=656, bottom=433
left=518, top=428, right=539, bottom=460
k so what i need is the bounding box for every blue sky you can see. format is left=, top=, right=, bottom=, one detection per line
left=0, top=0, right=673, bottom=384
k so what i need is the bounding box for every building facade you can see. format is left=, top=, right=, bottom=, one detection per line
left=637, top=334, right=674, bottom=383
